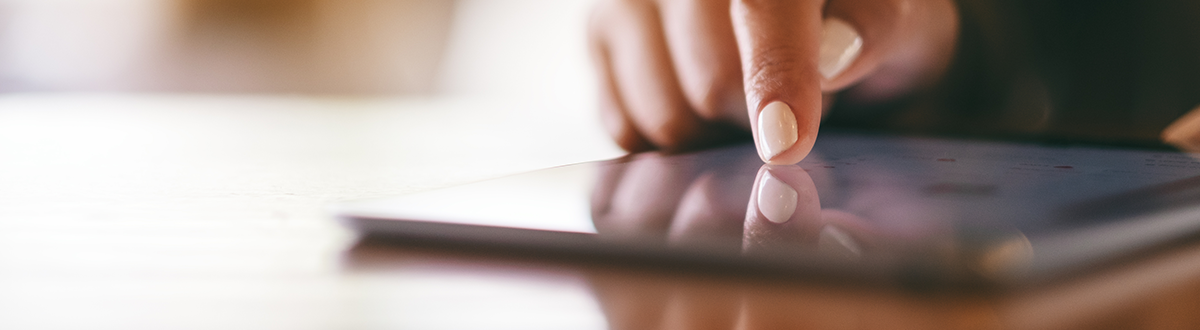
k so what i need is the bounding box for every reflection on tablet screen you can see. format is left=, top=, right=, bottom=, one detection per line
left=340, top=131, right=1200, bottom=287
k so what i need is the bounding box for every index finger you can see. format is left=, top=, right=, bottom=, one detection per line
left=731, top=0, right=831, bottom=165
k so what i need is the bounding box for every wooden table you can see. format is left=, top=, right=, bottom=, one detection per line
left=2, top=94, right=1198, bottom=329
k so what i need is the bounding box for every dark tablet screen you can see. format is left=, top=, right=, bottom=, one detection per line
left=339, top=132, right=1200, bottom=286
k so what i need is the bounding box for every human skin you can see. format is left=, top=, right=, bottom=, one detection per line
left=588, top=0, right=959, bottom=164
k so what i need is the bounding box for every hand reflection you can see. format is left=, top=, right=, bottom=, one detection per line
left=590, top=147, right=761, bottom=250
left=744, top=165, right=875, bottom=260
left=589, top=146, right=876, bottom=259
left=585, top=266, right=960, bottom=330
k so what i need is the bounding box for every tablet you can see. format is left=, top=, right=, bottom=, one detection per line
left=337, top=131, right=1200, bottom=288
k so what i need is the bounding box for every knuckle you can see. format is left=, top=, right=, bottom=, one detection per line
left=642, top=115, right=700, bottom=150
left=616, top=133, right=652, bottom=152
left=678, top=64, right=742, bottom=120
left=745, top=46, right=807, bottom=92
left=889, top=0, right=918, bottom=19
left=601, top=106, right=654, bottom=152
left=732, top=0, right=803, bottom=15
left=589, top=0, right=644, bottom=29
left=608, top=122, right=647, bottom=152
left=611, top=0, right=655, bottom=13
left=692, top=96, right=724, bottom=121
left=731, top=0, right=771, bottom=11
left=587, top=0, right=619, bottom=37
left=692, top=83, right=743, bottom=122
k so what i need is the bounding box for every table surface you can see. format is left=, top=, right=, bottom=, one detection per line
left=3, top=94, right=1200, bottom=330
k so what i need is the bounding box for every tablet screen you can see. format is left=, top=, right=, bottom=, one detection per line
left=339, top=132, right=1200, bottom=286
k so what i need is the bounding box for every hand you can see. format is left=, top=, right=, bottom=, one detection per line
left=1162, top=104, right=1200, bottom=152
left=589, top=0, right=959, bottom=164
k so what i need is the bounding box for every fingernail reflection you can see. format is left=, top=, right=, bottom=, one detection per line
left=817, top=225, right=862, bottom=259
left=977, top=233, right=1033, bottom=281
left=757, top=172, right=798, bottom=223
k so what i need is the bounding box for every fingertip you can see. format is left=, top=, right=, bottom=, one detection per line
left=754, top=101, right=819, bottom=165
left=765, top=134, right=816, bottom=165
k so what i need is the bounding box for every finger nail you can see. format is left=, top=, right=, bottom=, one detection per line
left=818, top=18, right=863, bottom=80
left=757, top=101, right=798, bottom=162
left=817, top=225, right=862, bottom=259
left=757, top=171, right=797, bottom=223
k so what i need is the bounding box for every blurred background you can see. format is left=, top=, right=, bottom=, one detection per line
left=0, top=2, right=629, bottom=328
left=0, top=0, right=623, bottom=192
left=0, top=0, right=596, bottom=99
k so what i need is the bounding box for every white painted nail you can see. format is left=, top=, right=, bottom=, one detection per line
left=757, top=172, right=797, bottom=224
left=818, top=18, right=863, bottom=80
left=818, top=225, right=863, bottom=259
left=757, top=101, right=798, bottom=162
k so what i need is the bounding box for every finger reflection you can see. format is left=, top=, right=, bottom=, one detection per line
left=587, top=142, right=1039, bottom=277
left=818, top=224, right=863, bottom=260
left=667, top=173, right=749, bottom=250
left=591, top=146, right=760, bottom=251
left=817, top=210, right=878, bottom=261
left=591, top=152, right=706, bottom=237
left=756, top=171, right=798, bottom=224
left=975, top=233, right=1033, bottom=281
left=590, top=147, right=886, bottom=262
left=743, top=165, right=824, bottom=254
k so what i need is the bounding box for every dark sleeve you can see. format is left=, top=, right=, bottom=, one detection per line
left=826, top=0, right=1200, bottom=143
